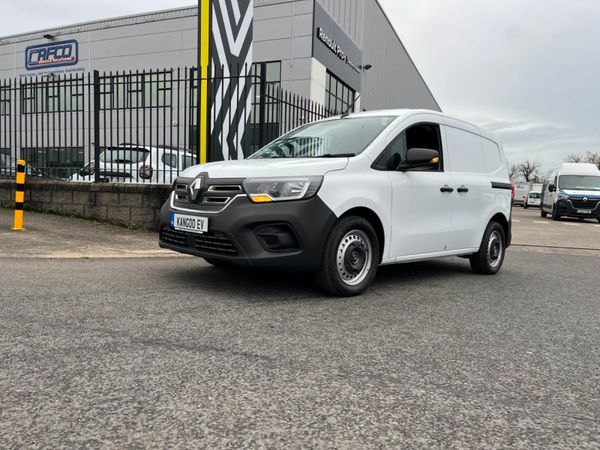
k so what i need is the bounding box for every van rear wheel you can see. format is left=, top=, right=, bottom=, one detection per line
left=316, top=216, right=380, bottom=297
left=470, top=222, right=506, bottom=275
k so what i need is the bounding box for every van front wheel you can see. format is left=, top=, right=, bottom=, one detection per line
left=470, top=222, right=506, bottom=275
left=316, top=216, right=380, bottom=297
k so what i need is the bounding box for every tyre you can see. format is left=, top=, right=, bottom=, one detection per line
left=551, top=206, right=560, bottom=221
left=541, top=209, right=547, bottom=218
left=524, top=204, right=528, bottom=209
left=597, top=218, right=600, bottom=223
left=315, top=216, right=380, bottom=297
left=469, top=221, right=506, bottom=275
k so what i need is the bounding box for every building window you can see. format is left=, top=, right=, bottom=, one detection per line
left=251, top=61, right=281, bottom=124
left=101, top=71, right=173, bottom=110
left=0, top=87, right=10, bottom=116
left=21, top=146, right=85, bottom=178
left=248, top=61, right=282, bottom=152
left=325, top=71, right=355, bottom=115
left=20, top=80, right=84, bottom=114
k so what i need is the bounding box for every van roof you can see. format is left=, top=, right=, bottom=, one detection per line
left=341, top=109, right=499, bottom=143
left=558, top=163, right=600, bottom=176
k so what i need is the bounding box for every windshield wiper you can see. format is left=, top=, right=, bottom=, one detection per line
left=318, top=153, right=356, bottom=158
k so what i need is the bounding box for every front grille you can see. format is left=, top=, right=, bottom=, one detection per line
left=194, top=232, right=238, bottom=255
left=570, top=199, right=600, bottom=210
left=161, top=228, right=238, bottom=256
left=160, top=228, right=188, bottom=246
left=172, top=177, right=245, bottom=213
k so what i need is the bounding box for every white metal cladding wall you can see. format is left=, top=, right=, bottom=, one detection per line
left=317, top=0, right=440, bottom=112
left=0, top=8, right=199, bottom=79
left=317, top=0, right=365, bottom=47
left=253, top=0, right=314, bottom=98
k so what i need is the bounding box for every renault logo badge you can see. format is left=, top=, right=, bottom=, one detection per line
left=583, top=197, right=588, bottom=202
left=188, top=177, right=204, bottom=202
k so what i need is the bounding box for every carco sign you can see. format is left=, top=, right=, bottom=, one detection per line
left=25, top=40, right=79, bottom=71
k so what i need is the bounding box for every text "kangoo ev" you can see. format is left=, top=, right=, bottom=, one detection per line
left=160, top=110, right=512, bottom=296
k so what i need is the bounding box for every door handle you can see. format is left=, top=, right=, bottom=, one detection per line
left=440, top=185, right=454, bottom=193
left=457, top=186, right=469, bottom=193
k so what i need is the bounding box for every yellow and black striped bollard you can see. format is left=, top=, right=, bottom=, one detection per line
left=12, top=160, right=26, bottom=231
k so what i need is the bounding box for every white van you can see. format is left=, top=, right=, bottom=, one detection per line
left=541, top=163, right=600, bottom=221
left=525, top=190, right=541, bottom=208
left=159, top=110, right=512, bottom=296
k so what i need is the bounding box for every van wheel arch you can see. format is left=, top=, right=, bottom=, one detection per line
left=339, top=207, right=385, bottom=263
left=489, top=212, right=510, bottom=248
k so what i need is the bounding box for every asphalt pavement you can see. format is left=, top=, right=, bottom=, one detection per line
left=1, top=209, right=600, bottom=448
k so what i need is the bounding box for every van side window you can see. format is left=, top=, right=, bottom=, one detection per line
left=373, top=123, right=443, bottom=171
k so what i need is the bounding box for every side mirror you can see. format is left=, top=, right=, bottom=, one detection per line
left=548, top=184, right=556, bottom=192
left=398, top=148, right=440, bottom=172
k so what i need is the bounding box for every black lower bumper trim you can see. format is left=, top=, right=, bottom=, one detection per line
left=159, top=195, right=338, bottom=271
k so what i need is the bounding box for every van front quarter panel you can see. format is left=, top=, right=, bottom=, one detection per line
left=318, top=165, right=393, bottom=262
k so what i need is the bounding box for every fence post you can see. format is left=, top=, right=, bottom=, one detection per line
left=92, top=70, right=101, bottom=183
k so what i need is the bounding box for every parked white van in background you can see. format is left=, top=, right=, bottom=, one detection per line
left=541, top=163, right=600, bottom=221
left=525, top=190, right=542, bottom=208
left=160, top=110, right=512, bottom=296
left=70, top=145, right=196, bottom=184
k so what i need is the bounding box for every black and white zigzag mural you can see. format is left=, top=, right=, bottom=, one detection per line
left=209, top=0, right=253, bottom=161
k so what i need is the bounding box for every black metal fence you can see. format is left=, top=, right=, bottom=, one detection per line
left=0, top=66, right=334, bottom=183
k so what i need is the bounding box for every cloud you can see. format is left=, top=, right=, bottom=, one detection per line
left=379, top=0, right=600, bottom=168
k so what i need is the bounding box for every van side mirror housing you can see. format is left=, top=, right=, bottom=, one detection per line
left=548, top=184, right=556, bottom=192
left=398, top=148, right=440, bottom=172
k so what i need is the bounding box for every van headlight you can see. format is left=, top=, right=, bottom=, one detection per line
left=558, top=194, right=569, bottom=200
left=243, top=176, right=323, bottom=203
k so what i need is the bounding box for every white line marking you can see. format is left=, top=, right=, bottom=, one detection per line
left=533, top=221, right=549, bottom=224
left=512, top=219, right=521, bottom=223
left=562, top=223, right=580, bottom=227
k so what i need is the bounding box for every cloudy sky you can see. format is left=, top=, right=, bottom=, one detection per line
left=2, top=0, right=599, bottom=171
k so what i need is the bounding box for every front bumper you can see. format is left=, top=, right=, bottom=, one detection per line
left=159, top=194, right=337, bottom=271
left=555, top=199, right=600, bottom=218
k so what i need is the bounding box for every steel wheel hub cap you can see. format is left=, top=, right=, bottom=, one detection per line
left=337, top=230, right=373, bottom=286
left=487, top=231, right=503, bottom=268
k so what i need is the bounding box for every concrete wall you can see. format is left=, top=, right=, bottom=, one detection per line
left=0, top=180, right=170, bottom=230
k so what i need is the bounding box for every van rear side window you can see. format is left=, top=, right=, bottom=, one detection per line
left=444, top=126, right=485, bottom=173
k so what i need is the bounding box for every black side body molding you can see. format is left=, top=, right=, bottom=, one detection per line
left=491, top=182, right=512, bottom=190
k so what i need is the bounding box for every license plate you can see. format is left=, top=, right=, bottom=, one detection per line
left=171, top=213, right=209, bottom=234
left=577, top=209, right=592, bottom=214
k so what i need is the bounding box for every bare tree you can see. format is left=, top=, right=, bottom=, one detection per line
left=509, top=164, right=519, bottom=179
left=585, top=151, right=600, bottom=169
left=565, top=151, right=600, bottom=169
left=518, top=160, right=541, bottom=182
left=566, top=153, right=585, bottom=163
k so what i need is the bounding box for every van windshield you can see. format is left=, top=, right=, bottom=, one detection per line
left=529, top=192, right=541, bottom=199
left=249, top=116, right=396, bottom=159
left=559, top=175, right=600, bottom=191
